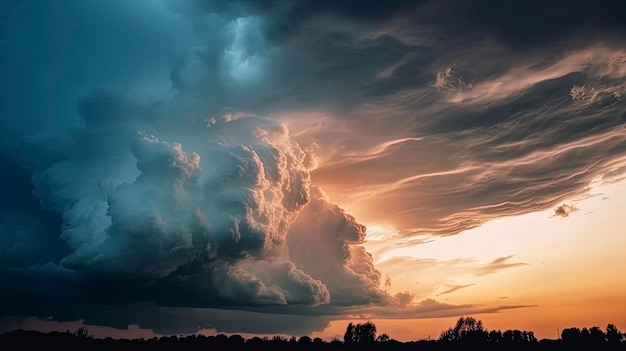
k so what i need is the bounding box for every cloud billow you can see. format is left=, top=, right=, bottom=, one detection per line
left=0, top=91, right=402, bottom=333
left=17, top=100, right=334, bottom=301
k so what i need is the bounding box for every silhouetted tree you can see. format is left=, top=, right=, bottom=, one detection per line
left=562, top=327, right=580, bottom=342
left=590, top=326, right=606, bottom=345
left=499, top=329, right=536, bottom=344
left=344, top=323, right=356, bottom=344
left=439, top=316, right=487, bottom=343
left=607, top=323, right=623, bottom=347
left=247, top=336, right=264, bottom=345
left=330, top=337, right=342, bottom=345
left=488, top=329, right=503, bottom=343
left=561, top=326, right=613, bottom=350
left=344, top=322, right=377, bottom=344
left=313, top=337, right=325, bottom=344
left=376, top=333, right=390, bottom=342
left=271, top=335, right=287, bottom=342
left=73, top=327, right=93, bottom=339
left=298, top=335, right=312, bottom=343
left=229, top=334, right=245, bottom=346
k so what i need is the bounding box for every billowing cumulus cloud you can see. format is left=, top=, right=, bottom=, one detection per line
left=288, top=187, right=387, bottom=306
left=5, top=100, right=340, bottom=306
left=1, top=0, right=626, bottom=337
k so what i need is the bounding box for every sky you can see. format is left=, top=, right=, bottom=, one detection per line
left=1, top=0, right=626, bottom=342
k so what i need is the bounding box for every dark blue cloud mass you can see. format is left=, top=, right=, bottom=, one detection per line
left=1, top=0, right=626, bottom=337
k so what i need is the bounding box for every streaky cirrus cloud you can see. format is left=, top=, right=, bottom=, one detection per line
left=475, top=256, right=528, bottom=277
left=437, top=284, right=476, bottom=296
left=376, top=255, right=528, bottom=300
left=308, top=42, right=626, bottom=235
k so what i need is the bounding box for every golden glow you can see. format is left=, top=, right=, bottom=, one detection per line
left=312, top=180, right=626, bottom=341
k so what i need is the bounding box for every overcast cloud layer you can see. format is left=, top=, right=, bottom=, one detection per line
left=1, top=0, right=626, bottom=336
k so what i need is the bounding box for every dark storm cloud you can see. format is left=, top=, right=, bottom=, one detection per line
left=449, top=0, right=626, bottom=47
left=161, top=0, right=626, bottom=237
left=0, top=93, right=390, bottom=333
left=1, top=0, right=625, bottom=337
left=0, top=0, right=197, bottom=143
left=169, top=0, right=423, bottom=43
left=0, top=297, right=533, bottom=337
left=176, top=0, right=626, bottom=45
left=3, top=101, right=337, bottom=306
left=0, top=302, right=334, bottom=336
left=0, top=154, right=68, bottom=268
left=0, top=87, right=407, bottom=334
left=164, top=0, right=626, bottom=129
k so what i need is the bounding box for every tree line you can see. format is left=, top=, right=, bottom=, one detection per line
left=1, top=317, right=624, bottom=351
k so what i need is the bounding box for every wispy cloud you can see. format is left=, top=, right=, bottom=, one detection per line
left=377, top=256, right=528, bottom=299
left=309, top=76, right=626, bottom=235
left=552, top=203, right=580, bottom=218
left=437, top=283, right=476, bottom=296
left=475, top=256, right=528, bottom=277
left=347, top=298, right=536, bottom=320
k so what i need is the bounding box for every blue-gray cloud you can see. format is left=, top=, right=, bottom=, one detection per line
left=0, top=0, right=198, bottom=143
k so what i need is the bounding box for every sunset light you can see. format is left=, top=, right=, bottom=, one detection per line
left=1, top=0, right=626, bottom=349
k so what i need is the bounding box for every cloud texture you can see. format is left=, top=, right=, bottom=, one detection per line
left=1, top=0, right=626, bottom=337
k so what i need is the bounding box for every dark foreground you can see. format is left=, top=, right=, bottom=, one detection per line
left=1, top=318, right=624, bottom=351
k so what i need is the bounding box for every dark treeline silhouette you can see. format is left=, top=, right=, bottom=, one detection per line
left=1, top=317, right=625, bottom=351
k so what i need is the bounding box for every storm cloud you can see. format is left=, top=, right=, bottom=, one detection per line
left=1, top=0, right=626, bottom=337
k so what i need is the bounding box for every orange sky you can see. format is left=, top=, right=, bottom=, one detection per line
left=306, top=180, right=626, bottom=341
